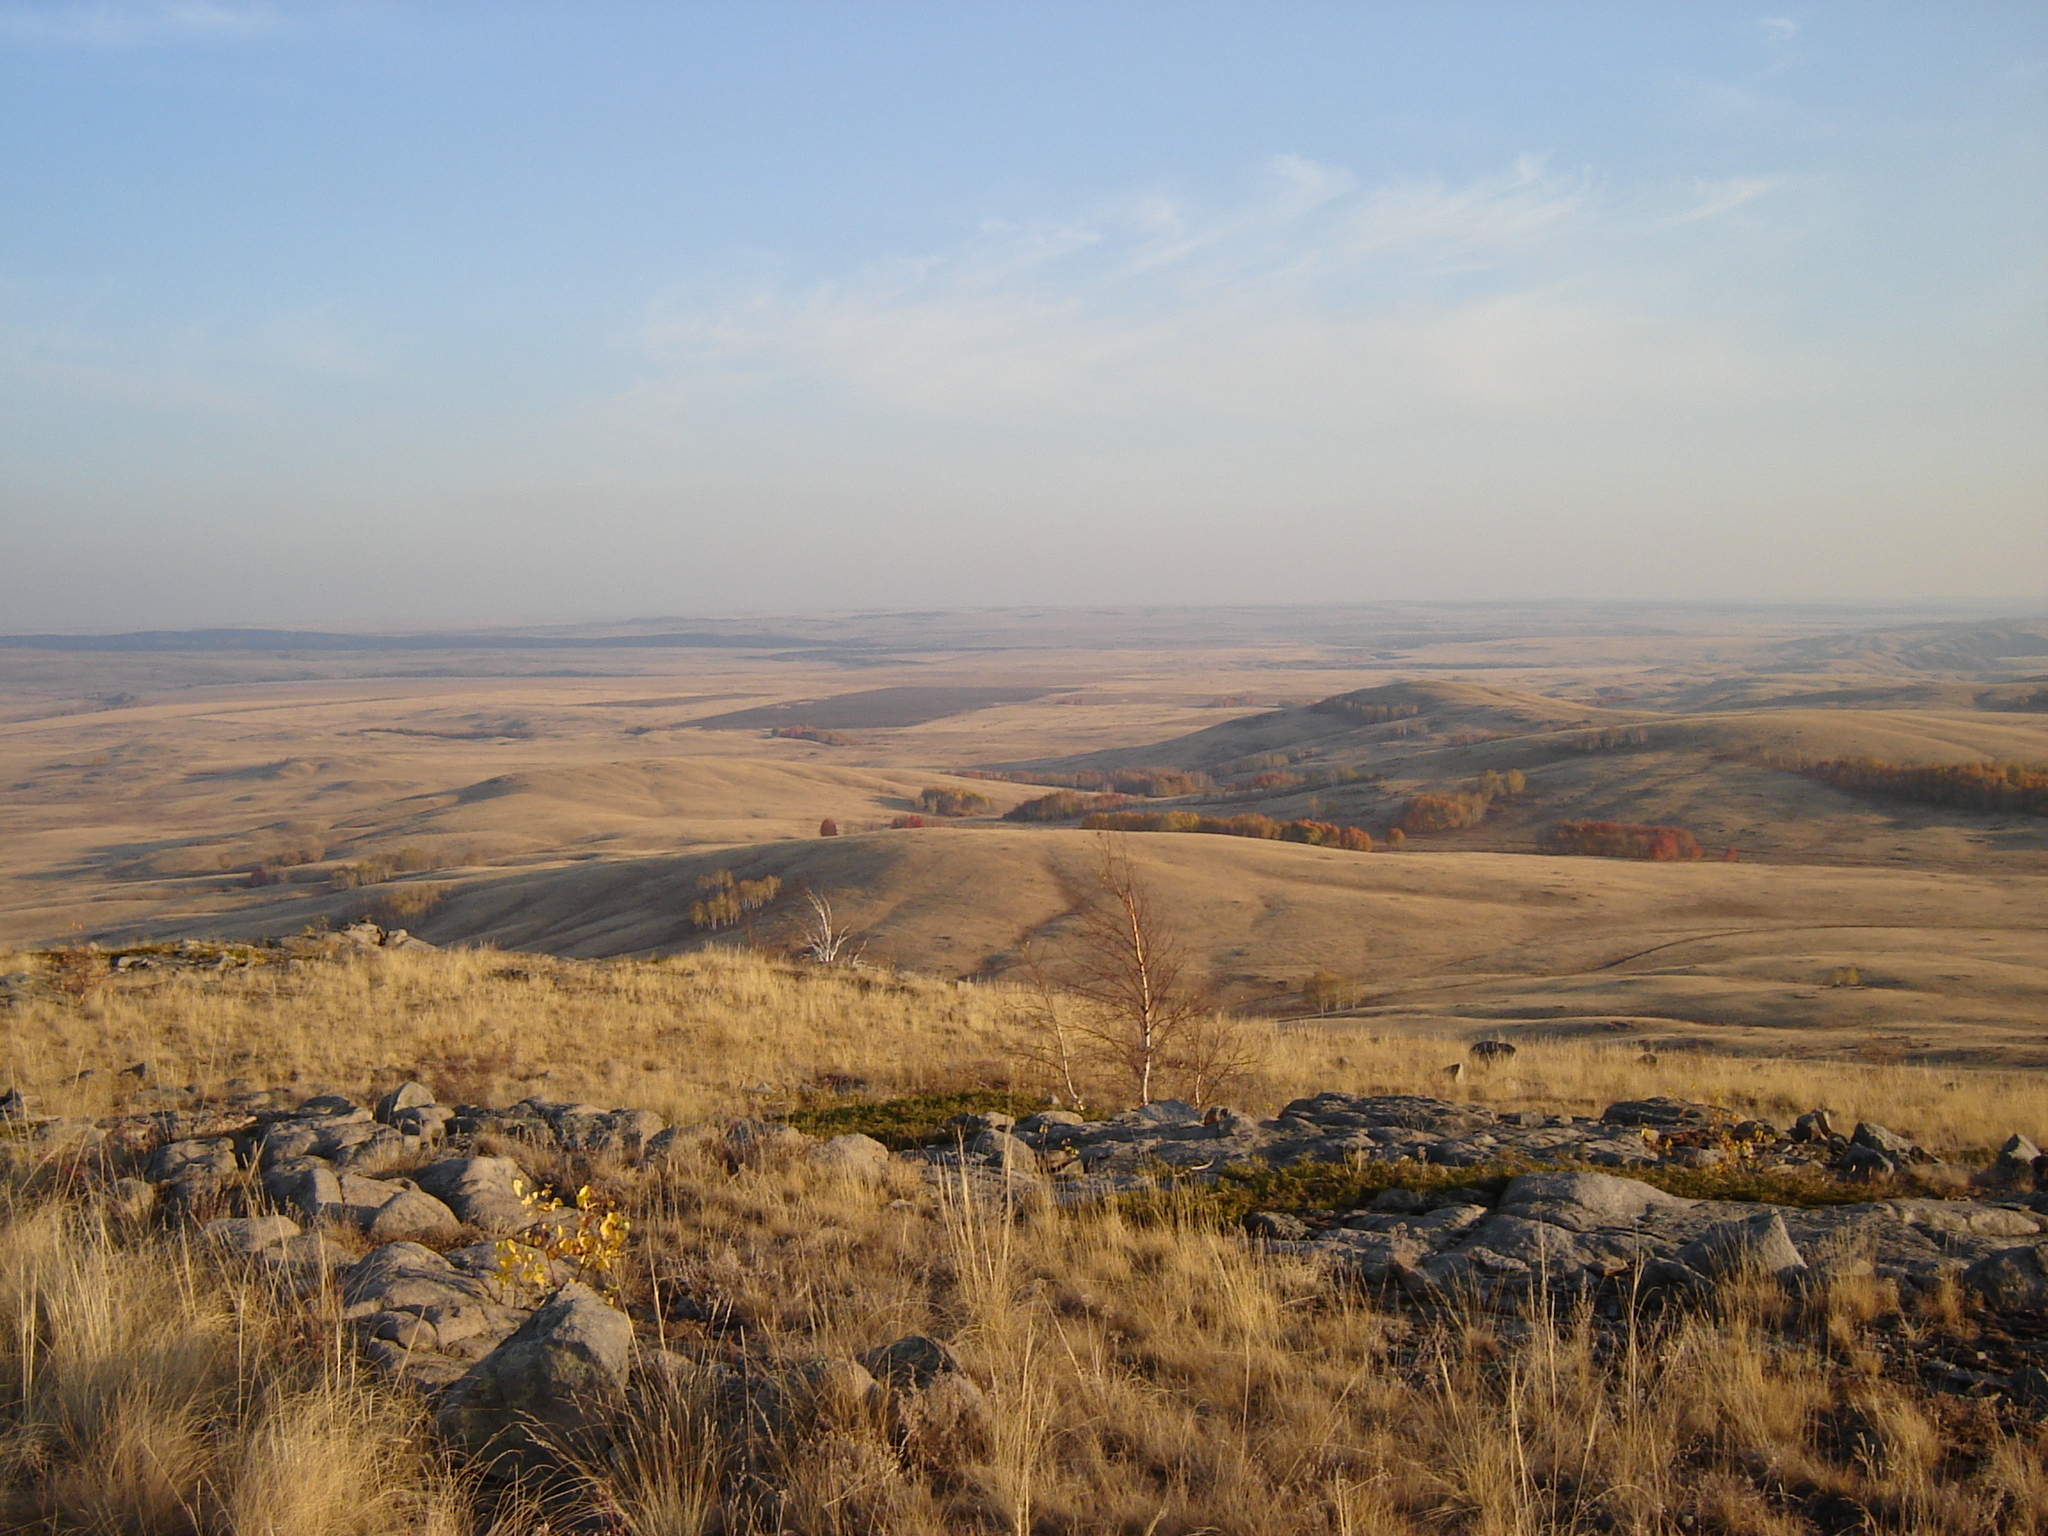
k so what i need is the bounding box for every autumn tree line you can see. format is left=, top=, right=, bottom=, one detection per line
left=959, top=766, right=1212, bottom=798
left=1771, top=754, right=2048, bottom=817
left=1307, top=698, right=1423, bottom=724
left=1542, top=822, right=1704, bottom=861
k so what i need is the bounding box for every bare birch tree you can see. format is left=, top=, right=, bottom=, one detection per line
left=1060, top=835, right=1209, bottom=1104
left=793, top=888, right=864, bottom=964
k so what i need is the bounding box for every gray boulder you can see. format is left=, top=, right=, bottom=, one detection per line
left=1993, top=1134, right=2043, bottom=1182
left=809, top=1133, right=893, bottom=1179
left=857, top=1333, right=987, bottom=1451
left=375, top=1080, right=437, bottom=1125
left=967, top=1128, right=1038, bottom=1172
left=1674, top=1211, right=1807, bottom=1279
left=722, top=1117, right=811, bottom=1167
left=1963, top=1243, right=2048, bottom=1312
left=1497, top=1170, right=1692, bottom=1232
left=364, top=1187, right=464, bottom=1243
left=145, top=1137, right=238, bottom=1183
left=437, top=1283, right=634, bottom=1477
left=262, top=1157, right=342, bottom=1222
left=413, top=1156, right=535, bottom=1234
left=1852, top=1122, right=1929, bottom=1163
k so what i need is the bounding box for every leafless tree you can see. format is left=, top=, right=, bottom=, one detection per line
left=793, top=888, right=865, bottom=965
left=1012, top=940, right=1089, bottom=1110
left=1059, top=835, right=1212, bottom=1104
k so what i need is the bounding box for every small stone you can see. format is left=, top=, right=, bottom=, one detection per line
left=366, top=1310, right=441, bottom=1351
left=204, top=1215, right=302, bottom=1254
left=1838, top=1146, right=1896, bottom=1183
left=858, top=1334, right=966, bottom=1391
left=1243, top=1211, right=1310, bottom=1240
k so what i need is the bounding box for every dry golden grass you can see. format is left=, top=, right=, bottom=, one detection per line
left=3, top=945, right=2041, bottom=1150
left=0, top=1200, right=467, bottom=1534
left=2, top=944, right=2045, bottom=1533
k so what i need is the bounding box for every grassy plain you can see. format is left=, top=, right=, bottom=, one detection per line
left=3, top=604, right=2046, bottom=1531
left=2, top=603, right=2043, bottom=1064
left=3, top=945, right=2047, bottom=1534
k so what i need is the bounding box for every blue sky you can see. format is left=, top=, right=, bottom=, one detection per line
left=2, top=2, right=2043, bottom=629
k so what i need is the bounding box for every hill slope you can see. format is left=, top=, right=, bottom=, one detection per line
left=101, top=826, right=2048, bottom=1067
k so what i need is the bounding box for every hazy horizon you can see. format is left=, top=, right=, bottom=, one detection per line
left=4, top=2, right=2044, bottom=629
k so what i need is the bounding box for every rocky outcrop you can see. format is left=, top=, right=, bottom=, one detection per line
left=436, top=1282, right=635, bottom=1478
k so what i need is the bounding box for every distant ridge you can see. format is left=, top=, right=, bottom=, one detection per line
left=0, top=628, right=818, bottom=653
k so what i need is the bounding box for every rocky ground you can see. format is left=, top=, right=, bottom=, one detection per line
left=6, top=1070, right=2047, bottom=1488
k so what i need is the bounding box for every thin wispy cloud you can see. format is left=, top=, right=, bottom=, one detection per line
left=0, top=1, right=272, bottom=46
left=1667, top=175, right=1782, bottom=224
left=639, top=158, right=1787, bottom=425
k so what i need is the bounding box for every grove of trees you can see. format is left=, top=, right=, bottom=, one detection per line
left=916, top=785, right=996, bottom=817
left=1543, top=821, right=1703, bottom=860
left=688, top=869, right=783, bottom=930
left=1002, top=790, right=1131, bottom=822
left=1784, top=756, right=2048, bottom=817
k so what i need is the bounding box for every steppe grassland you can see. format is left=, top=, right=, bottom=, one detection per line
left=4, top=966, right=2048, bottom=1531
left=4, top=945, right=2045, bottom=1149
left=3, top=947, right=2047, bottom=1533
